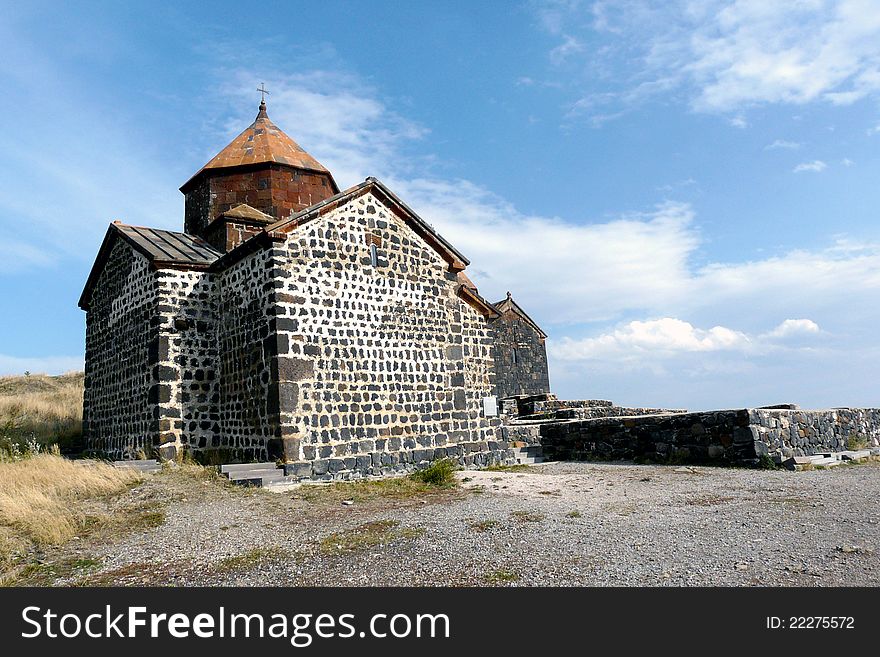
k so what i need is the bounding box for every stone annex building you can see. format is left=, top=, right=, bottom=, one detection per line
left=79, top=100, right=551, bottom=476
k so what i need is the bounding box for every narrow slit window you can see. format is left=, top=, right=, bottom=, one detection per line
left=370, top=243, right=378, bottom=267
left=512, top=348, right=518, bottom=364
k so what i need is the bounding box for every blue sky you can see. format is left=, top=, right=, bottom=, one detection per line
left=3, top=0, right=880, bottom=410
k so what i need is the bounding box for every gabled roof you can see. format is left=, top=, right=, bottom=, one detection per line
left=220, top=203, right=274, bottom=223
left=180, top=101, right=338, bottom=192
left=493, top=292, right=547, bottom=338
left=79, top=223, right=221, bottom=310
left=266, top=177, right=470, bottom=271
left=204, top=203, right=275, bottom=236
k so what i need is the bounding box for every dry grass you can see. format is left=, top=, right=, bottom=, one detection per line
left=0, top=372, right=83, bottom=452
left=319, top=520, right=426, bottom=554
left=294, top=475, right=461, bottom=507
left=0, top=454, right=141, bottom=571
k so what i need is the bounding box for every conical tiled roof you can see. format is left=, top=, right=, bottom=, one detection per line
left=181, top=101, right=332, bottom=190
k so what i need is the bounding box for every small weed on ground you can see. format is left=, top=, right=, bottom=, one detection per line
left=319, top=520, right=425, bottom=555
left=210, top=547, right=290, bottom=574
left=510, top=510, right=544, bottom=523
left=846, top=435, right=870, bottom=451
left=485, top=568, right=520, bottom=584
left=410, top=459, right=457, bottom=486
left=468, top=519, right=501, bottom=532
left=295, top=475, right=459, bottom=507
left=566, top=510, right=582, bottom=518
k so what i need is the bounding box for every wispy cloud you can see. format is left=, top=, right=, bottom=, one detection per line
left=539, top=1, right=880, bottom=124
left=552, top=317, right=823, bottom=364
left=793, top=160, right=827, bottom=173
left=549, top=35, right=585, bottom=65
left=764, top=139, right=802, bottom=150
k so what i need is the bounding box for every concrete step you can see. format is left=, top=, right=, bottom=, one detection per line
left=219, top=462, right=277, bottom=474
left=227, top=468, right=283, bottom=480
left=228, top=470, right=287, bottom=487
left=113, top=460, right=162, bottom=473
left=840, top=450, right=872, bottom=461
left=511, top=446, right=545, bottom=465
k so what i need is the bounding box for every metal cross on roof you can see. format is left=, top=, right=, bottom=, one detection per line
left=257, top=83, right=270, bottom=102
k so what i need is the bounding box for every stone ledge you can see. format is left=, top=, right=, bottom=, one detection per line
left=281, top=445, right=515, bottom=482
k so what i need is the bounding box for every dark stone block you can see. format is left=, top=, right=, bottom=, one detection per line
left=148, top=384, right=171, bottom=404
left=277, top=358, right=313, bottom=382
left=284, top=461, right=313, bottom=478
left=267, top=436, right=300, bottom=461
left=446, top=346, right=463, bottom=360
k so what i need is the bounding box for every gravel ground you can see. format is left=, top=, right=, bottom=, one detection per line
left=48, top=460, right=880, bottom=586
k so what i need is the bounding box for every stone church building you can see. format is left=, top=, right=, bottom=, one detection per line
left=78, top=100, right=550, bottom=476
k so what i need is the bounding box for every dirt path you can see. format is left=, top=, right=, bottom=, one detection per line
left=17, top=461, right=880, bottom=587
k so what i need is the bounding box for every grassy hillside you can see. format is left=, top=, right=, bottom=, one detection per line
left=0, top=372, right=84, bottom=455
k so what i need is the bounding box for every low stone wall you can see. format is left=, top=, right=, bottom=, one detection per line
left=749, top=408, right=880, bottom=459
left=282, top=439, right=515, bottom=481
left=538, top=407, right=880, bottom=466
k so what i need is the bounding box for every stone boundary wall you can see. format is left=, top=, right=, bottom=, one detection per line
left=538, top=407, right=880, bottom=466
left=283, top=440, right=514, bottom=481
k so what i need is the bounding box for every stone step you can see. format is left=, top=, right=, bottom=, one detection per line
left=511, top=447, right=544, bottom=465
left=219, top=462, right=278, bottom=474
left=113, top=460, right=162, bottom=473
left=228, top=471, right=287, bottom=486
left=839, top=450, right=872, bottom=461
left=226, top=468, right=283, bottom=480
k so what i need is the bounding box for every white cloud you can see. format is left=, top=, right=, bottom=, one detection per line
left=842, top=157, right=855, bottom=166
left=217, top=69, right=428, bottom=189
left=552, top=318, right=752, bottom=361
left=547, top=1, right=880, bottom=121
left=765, top=139, right=802, bottom=150
left=0, top=354, right=84, bottom=376
left=793, top=159, right=827, bottom=173
left=552, top=316, right=823, bottom=363
left=764, top=318, right=821, bottom=339
left=550, top=35, right=586, bottom=64
left=728, top=115, right=748, bottom=129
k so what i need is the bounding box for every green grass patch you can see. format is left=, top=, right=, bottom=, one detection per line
left=485, top=568, right=520, bottom=584
left=3, top=556, right=102, bottom=587
left=509, top=510, right=544, bottom=523
left=846, top=435, right=870, bottom=451
left=565, top=510, right=582, bottom=518
left=410, top=459, right=457, bottom=486
left=295, top=475, right=458, bottom=506
left=210, top=547, right=290, bottom=574
left=468, top=519, right=501, bottom=532
left=319, top=520, right=425, bottom=555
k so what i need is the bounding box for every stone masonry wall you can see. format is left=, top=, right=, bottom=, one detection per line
left=154, top=268, right=219, bottom=458
left=492, top=311, right=550, bottom=399
left=538, top=407, right=880, bottom=466
left=216, top=247, right=282, bottom=461
left=83, top=242, right=157, bottom=458
left=268, top=191, right=507, bottom=478
left=749, top=408, right=880, bottom=459
left=184, top=166, right=334, bottom=236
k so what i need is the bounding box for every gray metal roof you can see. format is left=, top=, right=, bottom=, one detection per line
left=114, top=224, right=221, bottom=267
